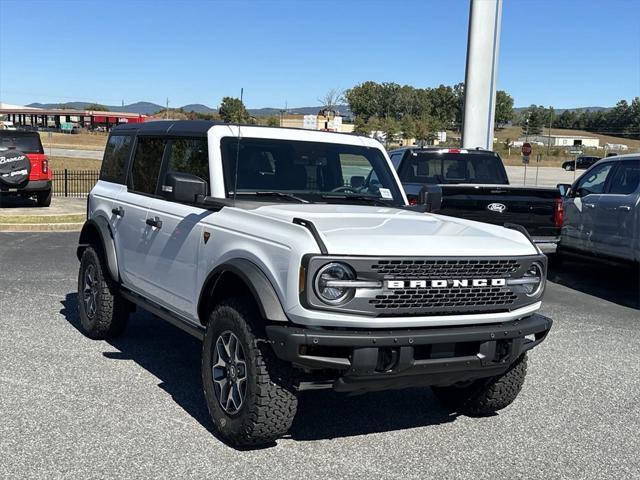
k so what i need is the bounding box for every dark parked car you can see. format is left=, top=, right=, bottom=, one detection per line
left=561, top=155, right=601, bottom=171
left=390, top=147, right=563, bottom=253
left=559, top=153, right=639, bottom=264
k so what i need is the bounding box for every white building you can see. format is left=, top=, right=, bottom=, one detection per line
left=520, top=134, right=600, bottom=148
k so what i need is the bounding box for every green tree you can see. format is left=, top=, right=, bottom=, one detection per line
left=381, top=117, right=399, bottom=147
left=218, top=96, right=250, bottom=123
left=86, top=103, right=109, bottom=111
left=344, top=81, right=382, bottom=121
left=521, top=105, right=543, bottom=136
left=400, top=115, right=416, bottom=142
left=265, top=116, right=279, bottom=127
left=494, top=90, right=514, bottom=128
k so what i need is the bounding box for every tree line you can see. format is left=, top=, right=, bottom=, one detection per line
left=344, top=81, right=514, bottom=142
left=516, top=98, right=640, bottom=139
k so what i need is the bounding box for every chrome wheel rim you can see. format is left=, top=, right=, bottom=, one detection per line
left=212, top=331, right=247, bottom=414
left=82, top=264, right=98, bottom=318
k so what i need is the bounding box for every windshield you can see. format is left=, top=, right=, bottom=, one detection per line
left=0, top=133, right=44, bottom=154
left=398, top=152, right=508, bottom=185
left=220, top=137, right=404, bottom=205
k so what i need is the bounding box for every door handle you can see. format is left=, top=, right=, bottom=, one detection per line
left=146, top=216, right=163, bottom=229
left=618, top=205, right=632, bottom=211
left=111, top=206, right=124, bottom=217
left=584, top=203, right=596, bottom=209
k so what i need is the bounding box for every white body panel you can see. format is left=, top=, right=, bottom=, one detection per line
left=90, top=125, right=542, bottom=330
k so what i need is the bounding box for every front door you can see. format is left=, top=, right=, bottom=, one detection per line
left=142, top=137, right=213, bottom=319
left=562, top=162, right=614, bottom=252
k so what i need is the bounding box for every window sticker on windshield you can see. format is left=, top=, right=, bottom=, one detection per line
left=379, top=188, right=392, bottom=199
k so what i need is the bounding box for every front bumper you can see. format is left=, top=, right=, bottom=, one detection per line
left=267, top=313, right=552, bottom=393
left=0, top=179, right=51, bottom=193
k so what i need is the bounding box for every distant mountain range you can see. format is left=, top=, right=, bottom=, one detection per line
left=25, top=101, right=352, bottom=117
left=25, top=101, right=608, bottom=117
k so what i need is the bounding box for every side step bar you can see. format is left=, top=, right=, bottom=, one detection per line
left=120, top=289, right=205, bottom=340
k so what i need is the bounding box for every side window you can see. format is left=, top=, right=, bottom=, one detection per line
left=607, top=161, right=640, bottom=195
left=100, top=135, right=132, bottom=183
left=129, top=136, right=165, bottom=195
left=164, top=138, right=210, bottom=192
left=575, top=163, right=613, bottom=196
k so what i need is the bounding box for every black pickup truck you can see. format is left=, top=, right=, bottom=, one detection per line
left=389, top=147, right=563, bottom=253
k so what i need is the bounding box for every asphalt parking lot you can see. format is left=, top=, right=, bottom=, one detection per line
left=1, top=233, right=639, bottom=479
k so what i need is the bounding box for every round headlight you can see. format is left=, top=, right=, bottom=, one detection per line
left=522, top=262, right=545, bottom=297
left=314, top=262, right=356, bottom=305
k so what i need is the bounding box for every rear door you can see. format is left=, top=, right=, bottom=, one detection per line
left=114, top=135, right=167, bottom=294
left=593, top=159, right=640, bottom=260
left=143, top=137, right=211, bottom=318
left=561, top=162, right=614, bottom=252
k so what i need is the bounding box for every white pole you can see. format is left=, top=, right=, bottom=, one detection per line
left=462, top=0, right=503, bottom=150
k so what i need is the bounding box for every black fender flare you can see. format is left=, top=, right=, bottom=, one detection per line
left=198, top=258, right=288, bottom=323
left=76, top=217, right=119, bottom=282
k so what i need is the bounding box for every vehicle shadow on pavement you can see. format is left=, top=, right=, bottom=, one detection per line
left=548, top=257, right=640, bottom=310
left=61, top=293, right=457, bottom=447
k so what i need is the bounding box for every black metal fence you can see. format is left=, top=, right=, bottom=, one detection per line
left=52, top=170, right=100, bottom=197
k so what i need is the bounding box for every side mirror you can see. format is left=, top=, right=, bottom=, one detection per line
left=162, top=171, right=208, bottom=203
left=556, top=183, right=571, bottom=197
left=350, top=175, right=365, bottom=188
left=417, top=184, right=442, bottom=212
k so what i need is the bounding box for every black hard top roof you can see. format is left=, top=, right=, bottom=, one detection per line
left=111, top=120, right=362, bottom=138
left=111, top=120, right=218, bottom=136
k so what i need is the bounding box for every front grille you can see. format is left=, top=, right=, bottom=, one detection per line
left=369, top=286, right=517, bottom=313
left=371, top=259, right=519, bottom=278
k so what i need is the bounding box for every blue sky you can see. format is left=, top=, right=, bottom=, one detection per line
left=0, top=0, right=638, bottom=109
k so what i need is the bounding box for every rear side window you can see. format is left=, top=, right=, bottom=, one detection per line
left=129, top=136, right=165, bottom=195
left=100, top=135, right=133, bottom=184
left=165, top=138, right=209, bottom=184
left=607, top=161, right=640, bottom=195
left=0, top=133, right=44, bottom=154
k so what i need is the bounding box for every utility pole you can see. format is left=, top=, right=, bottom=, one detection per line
left=166, top=98, right=169, bottom=119
left=461, top=0, right=503, bottom=150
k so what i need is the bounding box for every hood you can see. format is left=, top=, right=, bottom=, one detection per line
left=249, top=204, right=537, bottom=257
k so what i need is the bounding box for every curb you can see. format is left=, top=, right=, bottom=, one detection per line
left=0, top=222, right=84, bottom=232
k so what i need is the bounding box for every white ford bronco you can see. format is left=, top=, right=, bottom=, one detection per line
left=76, top=121, right=552, bottom=446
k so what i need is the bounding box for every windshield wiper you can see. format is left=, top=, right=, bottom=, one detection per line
left=320, top=193, right=391, bottom=206
left=250, top=191, right=311, bottom=203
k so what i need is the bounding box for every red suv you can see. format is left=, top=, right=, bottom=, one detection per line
left=0, top=131, right=52, bottom=207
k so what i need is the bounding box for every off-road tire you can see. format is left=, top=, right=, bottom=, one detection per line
left=77, top=246, right=128, bottom=339
left=432, top=354, right=527, bottom=416
left=564, top=165, right=573, bottom=171
left=202, top=297, right=298, bottom=447
left=36, top=189, right=52, bottom=207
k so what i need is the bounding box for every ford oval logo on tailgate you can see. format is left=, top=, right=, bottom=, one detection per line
left=487, top=203, right=507, bottom=213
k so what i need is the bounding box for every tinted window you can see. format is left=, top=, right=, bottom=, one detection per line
left=607, top=161, right=640, bottom=195
left=100, top=135, right=132, bottom=183
left=0, top=133, right=44, bottom=154
left=164, top=138, right=209, bottom=187
left=129, top=137, right=165, bottom=195
left=220, top=137, right=403, bottom=205
left=398, top=152, right=508, bottom=184
left=575, top=163, right=613, bottom=196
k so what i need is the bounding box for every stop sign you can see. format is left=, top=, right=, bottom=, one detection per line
left=521, top=142, right=532, bottom=156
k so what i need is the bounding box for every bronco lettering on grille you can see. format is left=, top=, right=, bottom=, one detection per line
left=386, top=279, right=506, bottom=289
